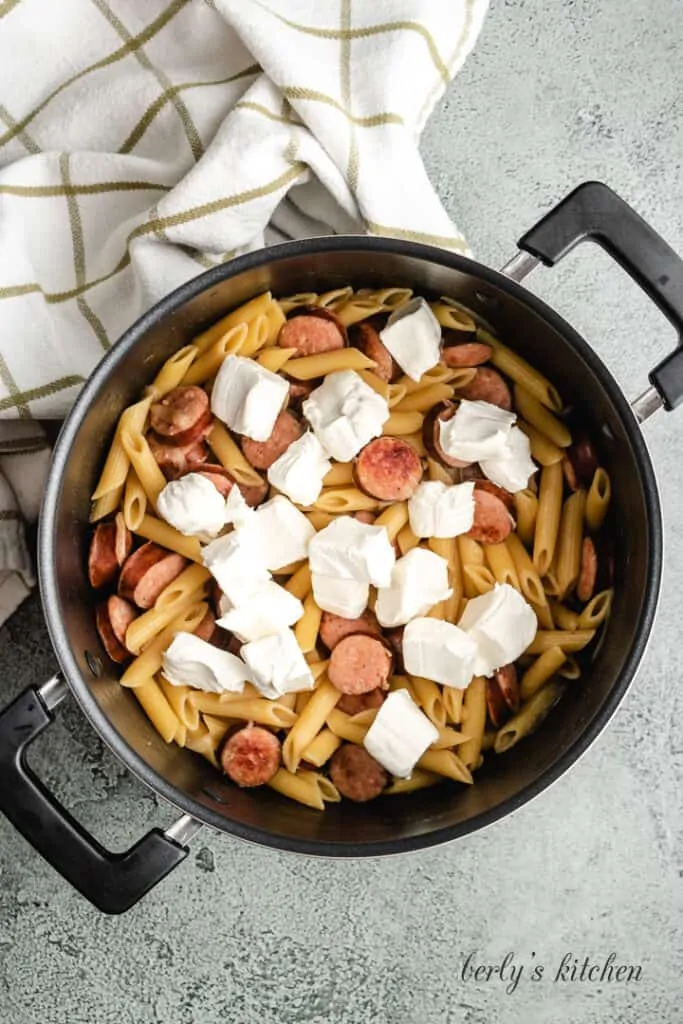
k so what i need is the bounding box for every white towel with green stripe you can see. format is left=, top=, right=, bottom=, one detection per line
left=0, top=0, right=488, bottom=624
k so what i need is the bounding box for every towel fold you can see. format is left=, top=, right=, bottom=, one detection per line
left=0, top=0, right=488, bottom=625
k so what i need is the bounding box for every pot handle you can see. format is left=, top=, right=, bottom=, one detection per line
left=0, top=681, right=189, bottom=914
left=517, top=180, right=683, bottom=410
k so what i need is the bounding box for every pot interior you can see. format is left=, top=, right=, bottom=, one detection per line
left=42, top=241, right=661, bottom=853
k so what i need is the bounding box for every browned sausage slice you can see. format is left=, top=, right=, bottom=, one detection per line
left=350, top=322, right=398, bottom=382
left=220, top=725, right=281, bottom=787
left=194, top=608, right=216, bottom=643
left=486, top=675, right=509, bottom=728
left=88, top=523, right=120, bottom=589
left=287, top=379, right=316, bottom=408
left=354, top=437, right=423, bottom=501
left=564, top=433, right=599, bottom=490
left=148, top=433, right=209, bottom=480
left=474, top=478, right=516, bottom=516
left=319, top=608, right=381, bottom=650
left=96, top=595, right=137, bottom=664
left=442, top=342, right=493, bottom=368
left=486, top=664, right=519, bottom=727
left=150, top=386, right=213, bottom=447
left=241, top=410, right=304, bottom=470
left=118, top=541, right=187, bottom=609
left=383, top=626, right=405, bottom=674
left=278, top=308, right=346, bottom=356
left=192, top=464, right=268, bottom=507
left=467, top=487, right=514, bottom=544
left=456, top=367, right=513, bottom=411
left=328, top=634, right=393, bottom=695
left=353, top=510, right=376, bottom=525
left=422, top=401, right=469, bottom=469
left=576, top=536, right=598, bottom=602
left=337, top=688, right=386, bottom=716
left=329, top=744, right=388, bottom=802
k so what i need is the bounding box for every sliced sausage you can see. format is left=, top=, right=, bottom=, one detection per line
left=353, top=511, right=376, bottom=525
left=486, top=675, right=509, bottom=728
left=474, top=478, right=516, bottom=516
left=220, top=725, right=281, bottom=787
left=384, top=626, right=405, bottom=674
left=278, top=307, right=347, bottom=356
left=456, top=367, right=513, bottom=411
left=422, top=401, right=469, bottom=469
left=467, top=487, right=514, bottom=545
left=354, top=437, right=423, bottom=501
left=454, top=463, right=485, bottom=483
left=118, top=541, right=187, bottom=609
left=442, top=341, right=493, bottom=368
left=150, top=386, right=213, bottom=447
left=563, top=433, right=599, bottom=490
left=88, top=520, right=131, bottom=589
left=319, top=608, right=381, bottom=650
left=337, top=688, right=386, bottom=716
left=193, top=464, right=268, bottom=507
left=350, top=322, right=398, bottom=382
left=576, top=536, right=598, bottom=602
left=287, top=379, right=316, bottom=408
left=96, top=595, right=137, bottom=664
left=328, top=634, right=393, bottom=695
left=194, top=608, right=216, bottom=643
left=148, top=433, right=209, bottom=480
left=495, top=663, right=520, bottom=713
left=329, top=744, right=388, bottom=802
left=241, top=410, right=303, bottom=470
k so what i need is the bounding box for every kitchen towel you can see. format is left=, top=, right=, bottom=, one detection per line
left=0, top=0, right=488, bottom=625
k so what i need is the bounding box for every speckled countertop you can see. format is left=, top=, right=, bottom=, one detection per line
left=1, top=1, right=681, bottom=1021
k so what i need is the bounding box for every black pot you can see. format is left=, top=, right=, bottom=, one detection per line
left=1, top=182, right=681, bottom=914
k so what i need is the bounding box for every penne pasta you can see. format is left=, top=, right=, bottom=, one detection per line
left=463, top=564, right=496, bottom=598
left=485, top=542, right=521, bottom=590
left=577, top=589, right=613, bottom=630
left=91, top=394, right=154, bottom=502
left=533, top=461, right=564, bottom=577
left=193, top=292, right=273, bottom=353
left=374, top=501, right=409, bottom=541
left=284, top=563, right=312, bottom=600
left=383, top=410, right=424, bottom=435
left=458, top=676, right=487, bottom=771
left=401, top=430, right=427, bottom=456
left=239, top=313, right=270, bottom=358
left=306, top=510, right=334, bottom=531
left=479, top=328, right=563, bottom=411
left=282, top=678, right=341, bottom=773
left=158, top=677, right=201, bottom=731
left=125, top=584, right=207, bottom=655
left=335, top=297, right=384, bottom=327
left=301, top=727, right=342, bottom=768
left=294, top=592, right=322, bottom=653
left=285, top=349, right=377, bottom=380
left=120, top=602, right=208, bottom=688
left=355, top=286, right=413, bottom=310
left=316, top=286, right=354, bottom=310
left=184, top=721, right=220, bottom=768
left=278, top=292, right=318, bottom=314
left=555, top=490, right=586, bottom=598
left=207, top=421, right=264, bottom=486
left=525, top=629, right=595, bottom=655
left=136, top=514, right=202, bottom=563
left=182, top=324, right=248, bottom=385
left=494, top=680, right=566, bottom=753
left=133, top=678, right=181, bottom=744
left=385, top=769, right=442, bottom=795
left=558, top=656, right=581, bottom=680
left=397, top=522, right=420, bottom=555
left=355, top=369, right=390, bottom=400
left=313, top=488, right=382, bottom=514
left=514, top=385, right=572, bottom=447
left=392, top=383, right=454, bottom=413
left=268, top=768, right=340, bottom=810
left=119, top=428, right=166, bottom=511
left=146, top=344, right=199, bottom=398
left=122, top=469, right=147, bottom=531
left=513, top=488, right=538, bottom=547
left=326, top=708, right=378, bottom=746
left=322, top=462, right=354, bottom=487
left=430, top=302, right=477, bottom=332
left=552, top=603, right=580, bottom=631
left=441, top=685, right=464, bottom=725
left=430, top=725, right=471, bottom=749
left=586, top=468, right=611, bottom=531
left=90, top=487, right=123, bottom=523
left=410, top=675, right=447, bottom=728
left=418, top=749, right=473, bottom=784
left=257, top=346, right=296, bottom=373
left=189, top=693, right=297, bottom=727
left=517, top=421, right=564, bottom=466
left=519, top=646, right=566, bottom=701
left=264, top=300, right=287, bottom=344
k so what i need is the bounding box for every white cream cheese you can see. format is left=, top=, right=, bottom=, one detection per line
left=438, top=399, right=516, bottom=464
left=267, top=431, right=332, bottom=506
left=246, top=495, right=315, bottom=571
left=156, top=473, right=228, bottom=539
left=216, top=581, right=304, bottom=642
left=210, top=354, right=289, bottom=442
left=161, top=632, right=251, bottom=693
left=480, top=425, right=537, bottom=493
left=378, top=298, right=442, bottom=382
left=375, top=547, right=452, bottom=627
left=363, top=689, right=438, bottom=778
left=201, top=529, right=271, bottom=605
left=407, top=480, right=475, bottom=539
left=457, top=582, right=537, bottom=676
left=223, top=485, right=254, bottom=529
left=302, top=370, right=389, bottom=462
left=402, top=617, right=477, bottom=688
left=241, top=628, right=315, bottom=698
left=311, top=573, right=369, bottom=618
left=308, top=515, right=395, bottom=586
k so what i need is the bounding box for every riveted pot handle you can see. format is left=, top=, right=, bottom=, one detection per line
left=518, top=181, right=683, bottom=410
left=0, top=685, right=188, bottom=914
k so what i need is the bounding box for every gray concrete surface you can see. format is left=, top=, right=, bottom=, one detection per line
left=1, top=0, right=682, bottom=1021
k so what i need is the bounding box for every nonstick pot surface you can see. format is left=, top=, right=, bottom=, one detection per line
left=39, top=237, right=661, bottom=854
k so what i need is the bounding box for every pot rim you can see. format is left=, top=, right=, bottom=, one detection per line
left=38, top=235, right=663, bottom=856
